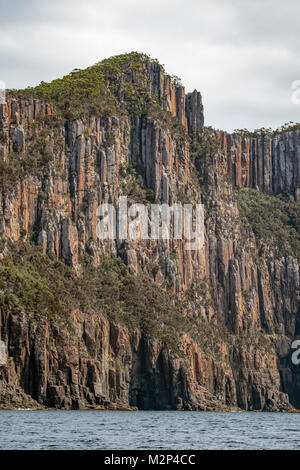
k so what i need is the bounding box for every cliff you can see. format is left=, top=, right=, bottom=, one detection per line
left=219, top=130, right=300, bottom=196
left=0, top=52, right=299, bottom=411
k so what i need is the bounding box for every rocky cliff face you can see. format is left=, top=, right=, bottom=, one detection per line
left=0, top=53, right=299, bottom=411
left=219, top=130, right=300, bottom=196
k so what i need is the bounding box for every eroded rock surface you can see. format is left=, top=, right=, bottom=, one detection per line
left=0, top=54, right=299, bottom=410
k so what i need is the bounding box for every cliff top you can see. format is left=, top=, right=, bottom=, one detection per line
left=6, top=51, right=299, bottom=135
left=7, top=52, right=183, bottom=121
left=232, top=122, right=300, bottom=137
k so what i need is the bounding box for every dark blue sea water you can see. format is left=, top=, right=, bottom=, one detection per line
left=0, top=410, right=299, bottom=450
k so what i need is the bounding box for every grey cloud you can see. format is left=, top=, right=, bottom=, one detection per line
left=0, top=0, right=299, bottom=131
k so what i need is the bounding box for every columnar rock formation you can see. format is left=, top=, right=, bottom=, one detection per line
left=219, top=131, right=300, bottom=196
left=0, top=54, right=299, bottom=410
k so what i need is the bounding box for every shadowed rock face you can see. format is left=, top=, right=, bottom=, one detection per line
left=0, top=55, right=299, bottom=411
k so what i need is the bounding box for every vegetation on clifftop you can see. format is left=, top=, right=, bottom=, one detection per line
left=233, top=121, right=300, bottom=137
left=7, top=52, right=181, bottom=123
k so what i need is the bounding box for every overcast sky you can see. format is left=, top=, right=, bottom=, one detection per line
left=1, top=0, right=299, bottom=131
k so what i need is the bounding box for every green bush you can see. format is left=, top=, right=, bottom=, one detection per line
left=0, top=242, right=187, bottom=353
left=7, top=52, right=168, bottom=120
left=238, top=188, right=300, bottom=258
left=233, top=122, right=300, bottom=137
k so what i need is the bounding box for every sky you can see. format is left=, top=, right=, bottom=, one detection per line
left=0, top=0, right=299, bottom=132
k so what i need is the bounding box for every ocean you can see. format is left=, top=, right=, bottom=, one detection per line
left=0, top=410, right=300, bottom=450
